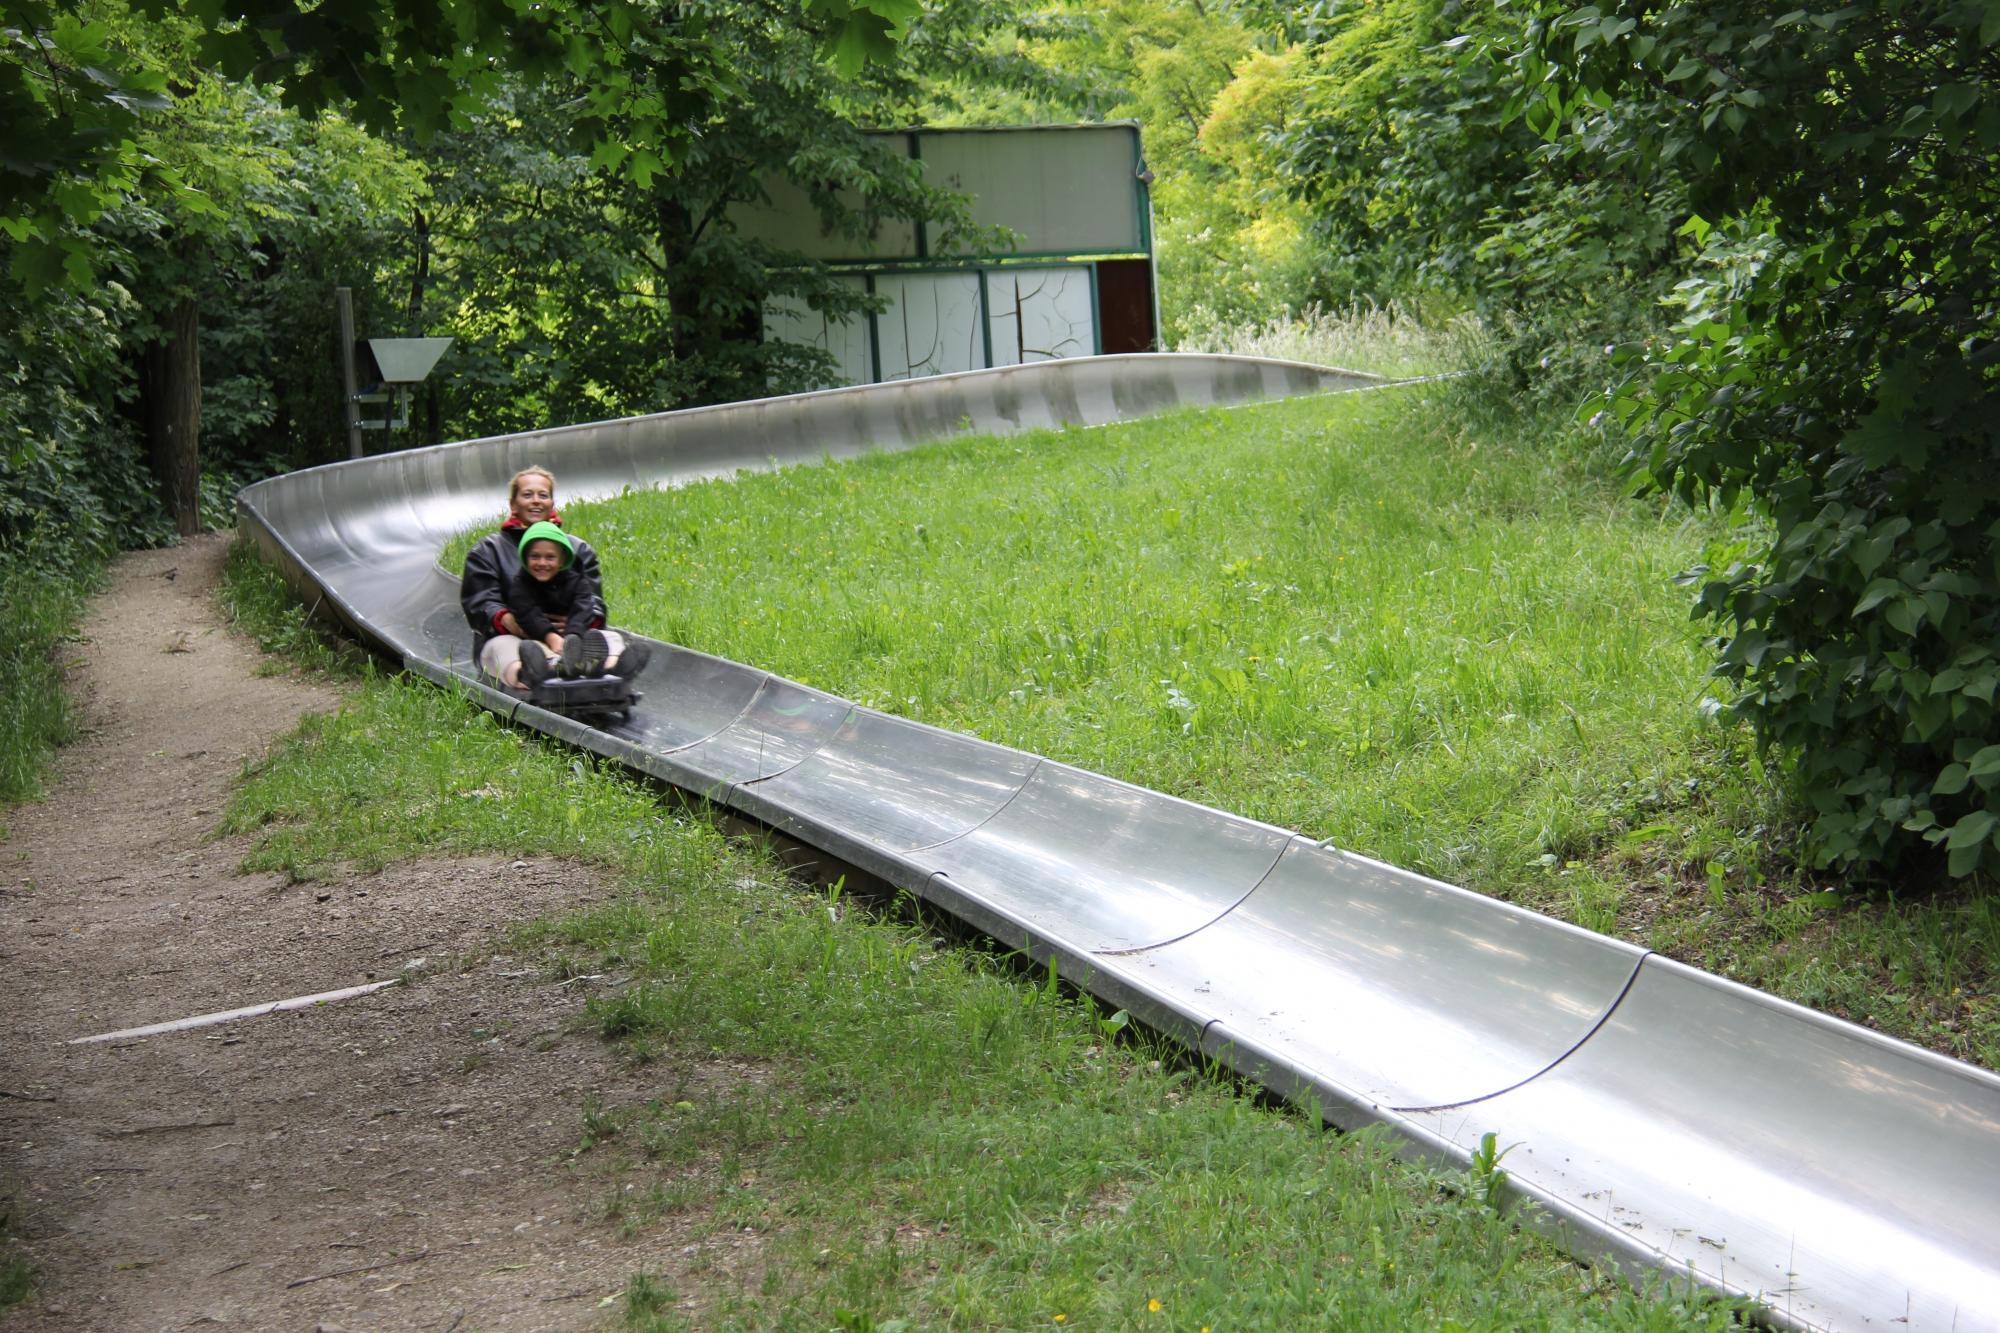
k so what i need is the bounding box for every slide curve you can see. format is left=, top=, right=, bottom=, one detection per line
left=238, top=354, right=2000, bottom=1332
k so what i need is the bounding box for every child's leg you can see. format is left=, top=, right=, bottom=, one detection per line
left=518, top=637, right=559, bottom=687
left=480, top=634, right=529, bottom=688
left=562, top=629, right=611, bottom=677
left=602, top=630, right=651, bottom=678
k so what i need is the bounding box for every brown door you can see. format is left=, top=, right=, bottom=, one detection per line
left=1095, top=259, right=1157, bottom=354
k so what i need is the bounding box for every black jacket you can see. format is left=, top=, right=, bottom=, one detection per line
left=460, top=517, right=604, bottom=659
left=506, top=564, right=597, bottom=643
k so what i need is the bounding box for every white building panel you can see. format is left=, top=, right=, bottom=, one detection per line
left=874, top=272, right=986, bottom=381
left=764, top=278, right=873, bottom=387
left=986, top=267, right=1094, bottom=366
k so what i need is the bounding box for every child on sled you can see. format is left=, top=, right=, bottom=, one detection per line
left=501, top=521, right=650, bottom=690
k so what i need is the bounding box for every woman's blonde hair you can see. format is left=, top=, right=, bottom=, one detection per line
left=508, top=466, right=557, bottom=509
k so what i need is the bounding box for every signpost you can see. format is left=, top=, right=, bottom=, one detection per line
left=334, top=296, right=453, bottom=457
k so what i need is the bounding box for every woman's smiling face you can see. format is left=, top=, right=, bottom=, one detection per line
left=511, top=473, right=555, bottom=525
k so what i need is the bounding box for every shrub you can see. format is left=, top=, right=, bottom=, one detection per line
left=1531, top=3, right=2000, bottom=879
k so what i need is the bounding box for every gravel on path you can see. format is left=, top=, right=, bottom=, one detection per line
left=1, top=534, right=690, bottom=1332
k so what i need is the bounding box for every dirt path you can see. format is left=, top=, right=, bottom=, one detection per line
left=0, top=536, right=683, bottom=1331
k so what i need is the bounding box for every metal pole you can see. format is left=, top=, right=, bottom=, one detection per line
left=337, top=286, right=362, bottom=459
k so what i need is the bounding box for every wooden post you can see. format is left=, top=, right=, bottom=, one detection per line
left=337, top=286, right=362, bottom=459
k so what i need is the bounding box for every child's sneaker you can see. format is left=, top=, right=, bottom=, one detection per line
left=562, top=629, right=610, bottom=678
left=518, top=642, right=556, bottom=688
left=607, top=639, right=651, bottom=680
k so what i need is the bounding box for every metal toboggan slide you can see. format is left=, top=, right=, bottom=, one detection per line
left=238, top=355, right=2000, bottom=1332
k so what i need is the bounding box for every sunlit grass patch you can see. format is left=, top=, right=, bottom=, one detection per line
left=1173, top=299, right=1491, bottom=378
left=564, top=388, right=1741, bottom=910
left=501, top=385, right=2000, bottom=1067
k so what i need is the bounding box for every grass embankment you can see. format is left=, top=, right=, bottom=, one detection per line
left=219, top=636, right=1735, bottom=1328
left=0, top=562, right=98, bottom=813
left=505, top=385, right=1998, bottom=1069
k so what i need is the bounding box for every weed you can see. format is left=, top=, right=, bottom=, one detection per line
left=0, top=1197, right=31, bottom=1311
left=579, top=1094, right=624, bottom=1150
left=1173, top=300, right=1491, bottom=380
left=623, top=1271, right=685, bottom=1330
left=0, top=1253, right=29, bottom=1312
left=1467, top=1131, right=1517, bottom=1214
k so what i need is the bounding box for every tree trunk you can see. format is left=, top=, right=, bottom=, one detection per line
left=656, top=194, right=702, bottom=370
left=656, top=192, right=762, bottom=407
left=407, top=206, right=431, bottom=332
left=141, top=297, right=203, bottom=537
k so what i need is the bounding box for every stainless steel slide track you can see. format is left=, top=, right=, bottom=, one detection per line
left=237, top=354, right=2000, bottom=1332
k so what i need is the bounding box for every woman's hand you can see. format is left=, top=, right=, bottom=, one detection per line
left=500, top=611, right=524, bottom=637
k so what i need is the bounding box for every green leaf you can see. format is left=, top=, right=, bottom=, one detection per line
left=1853, top=578, right=1902, bottom=615
left=1969, top=746, right=2000, bottom=780
left=1934, top=83, right=1979, bottom=120
left=626, top=148, right=664, bottom=190
left=1934, top=763, right=1971, bottom=796
left=1945, top=809, right=1998, bottom=849
left=1851, top=535, right=1894, bottom=578
left=1884, top=598, right=1922, bottom=636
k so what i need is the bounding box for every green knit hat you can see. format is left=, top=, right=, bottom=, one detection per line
left=517, top=520, right=575, bottom=568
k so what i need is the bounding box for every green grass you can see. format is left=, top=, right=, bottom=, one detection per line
left=0, top=1255, right=29, bottom=1313
left=0, top=1197, right=32, bottom=1312
left=0, top=557, right=98, bottom=812
left=445, top=384, right=2000, bottom=1068
left=218, top=540, right=372, bottom=677
left=220, top=668, right=1739, bottom=1330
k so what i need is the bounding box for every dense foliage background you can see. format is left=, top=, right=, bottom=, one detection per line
left=4, top=0, right=1994, bottom=882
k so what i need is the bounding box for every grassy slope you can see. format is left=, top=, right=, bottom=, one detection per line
left=221, top=653, right=1736, bottom=1330
left=510, top=386, right=1998, bottom=1068
left=0, top=562, right=98, bottom=814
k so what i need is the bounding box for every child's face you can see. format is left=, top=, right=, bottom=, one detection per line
left=523, top=540, right=564, bottom=581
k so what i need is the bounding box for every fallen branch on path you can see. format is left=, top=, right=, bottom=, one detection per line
left=286, top=1247, right=432, bottom=1289
left=99, top=1118, right=235, bottom=1137
left=69, top=979, right=399, bottom=1045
